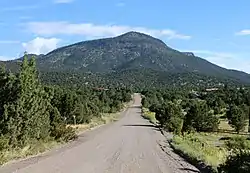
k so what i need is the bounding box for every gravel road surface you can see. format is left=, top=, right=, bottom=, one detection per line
left=0, top=94, right=200, bottom=173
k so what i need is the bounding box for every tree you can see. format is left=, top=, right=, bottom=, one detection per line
left=155, top=101, right=184, bottom=134
left=226, top=104, right=247, bottom=133
left=248, top=106, right=250, bottom=133
left=141, top=97, right=150, bottom=108
left=1, top=56, right=51, bottom=146
left=183, top=101, right=219, bottom=132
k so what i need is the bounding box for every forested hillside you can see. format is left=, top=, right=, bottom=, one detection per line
left=1, top=32, right=250, bottom=87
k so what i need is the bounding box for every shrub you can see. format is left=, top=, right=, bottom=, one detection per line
left=218, top=137, right=250, bottom=173
left=218, top=151, right=250, bottom=173
left=0, top=135, right=9, bottom=151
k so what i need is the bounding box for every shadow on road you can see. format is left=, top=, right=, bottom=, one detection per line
left=179, top=168, right=200, bottom=173
left=123, top=124, right=158, bottom=128
left=122, top=124, right=161, bottom=131
left=129, top=105, right=142, bottom=109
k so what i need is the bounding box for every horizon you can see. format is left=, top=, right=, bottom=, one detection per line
left=0, top=0, right=250, bottom=73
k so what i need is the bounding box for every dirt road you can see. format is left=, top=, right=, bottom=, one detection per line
left=0, top=94, right=199, bottom=173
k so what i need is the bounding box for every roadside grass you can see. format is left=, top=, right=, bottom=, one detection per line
left=69, top=102, right=132, bottom=134
left=68, top=112, right=121, bottom=134
left=171, top=133, right=228, bottom=170
left=141, top=107, right=157, bottom=124
left=0, top=102, right=132, bottom=166
left=170, top=118, right=250, bottom=172
left=0, top=140, right=60, bottom=165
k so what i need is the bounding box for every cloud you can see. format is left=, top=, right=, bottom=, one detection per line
left=1, top=5, right=38, bottom=12
left=0, top=40, right=20, bottom=44
left=236, top=30, right=250, bottom=36
left=26, top=21, right=191, bottom=40
left=53, top=0, right=74, bottom=4
left=0, top=56, right=16, bottom=61
left=184, top=49, right=250, bottom=73
left=22, top=37, right=61, bottom=55
left=116, top=2, right=125, bottom=7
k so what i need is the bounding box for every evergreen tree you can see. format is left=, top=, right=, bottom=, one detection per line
left=248, top=106, right=250, bottom=133
left=183, top=101, right=219, bottom=132
left=155, top=101, right=184, bottom=134
left=2, top=56, right=51, bottom=146
left=227, top=104, right=247, bottom=133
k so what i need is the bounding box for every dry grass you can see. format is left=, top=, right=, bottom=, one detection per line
left=219, top=118, right=249, bottom=134
left=0, top=140, right=60, bottom=165
left=142, top=108, right=157, bottom=124
left=69, top=102, right=131, bottom=134
left=172, top=134, right=228, bottom=169
left=171, top=117, right=250, bottom=171
left=69, top=112, right=120, bottom=134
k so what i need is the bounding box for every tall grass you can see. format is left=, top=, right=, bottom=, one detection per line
left=171, top=133, right=228, bottom=169
left=0, top=140, right=59, bottom=165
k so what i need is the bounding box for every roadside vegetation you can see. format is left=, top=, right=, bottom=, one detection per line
left=142, top=87, right=250, bottom=172
left=0, top=55, right=132, bottom=165
left=141, top=107, right=157, bottom=124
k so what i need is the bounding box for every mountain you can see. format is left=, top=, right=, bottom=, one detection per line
left=35, top=31, right=250, bottom=84
left=2, top=31, right=250, bottom=86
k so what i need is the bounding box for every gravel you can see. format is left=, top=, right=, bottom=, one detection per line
left=0, top=94, right=200, bottom=173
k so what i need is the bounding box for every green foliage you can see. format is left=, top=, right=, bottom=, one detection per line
left=183, top=101, right=219, bottom=132
left=226, top=104, right=248, bottom=133
left=224, top=136, right=250, bottom=151
left=0, top=56, right=132, bottom=165
left=0, top=56, right=52, bottom=146
left=0, top=135, right=9, bottom=150
left=172, top=134, right=227, bottom=169
left=218, top=137, right=250, bottom=173
left=155, top=101, right=184, bottom=134
left=218, top=151, right=250, bottom=173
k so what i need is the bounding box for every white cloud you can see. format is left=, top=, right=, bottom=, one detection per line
left=26, top=21, right=191, bottom=40
left=0, top=56, right=16, bottom=61
left=1, top=5, right=38, bottom=12
left=183, top=49, right=250, bottom=73
left=22, top=37, right=61, bottom=55
left=0, top=40, right=20, bottom=44
left=116, top=2, right=125, bottom=7
left=54, top=0, right=74, bottom=4
left=236, top=30, right=250, bottom=36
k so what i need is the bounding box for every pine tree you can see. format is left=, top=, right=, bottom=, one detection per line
left=183, top=101, right=219, bottom=132
left=248, top=106, right=250, bottom=133
left=3, top=56, right=51, bottom=146
left=227, top=104, right=247, bottom=133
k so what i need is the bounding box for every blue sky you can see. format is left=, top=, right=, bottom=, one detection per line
left=0, top=0, right=250, bottom=73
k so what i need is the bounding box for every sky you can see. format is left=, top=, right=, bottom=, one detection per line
left=0, top=0, right=250, bottom=73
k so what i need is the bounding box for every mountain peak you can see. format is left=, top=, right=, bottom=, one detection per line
left=118, top=31, right=154, bottom=39
left=116, top=31, right=168, bottom=48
